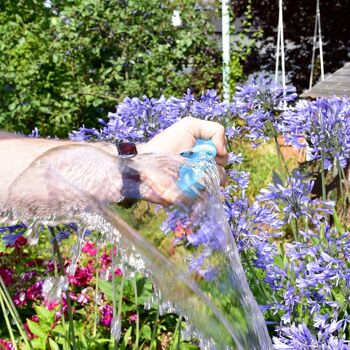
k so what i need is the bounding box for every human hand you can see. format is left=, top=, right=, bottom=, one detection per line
left=137, top=117, right=228, bottom=185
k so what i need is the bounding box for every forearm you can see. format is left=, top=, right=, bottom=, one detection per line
left=0, top=132, right=151, bottom=204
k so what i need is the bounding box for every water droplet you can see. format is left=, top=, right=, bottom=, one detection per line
left=111, top=316, right=122, bottom=342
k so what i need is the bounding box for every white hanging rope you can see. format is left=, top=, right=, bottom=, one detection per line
left=275, top=0, right=286, bottom=108
left=309, top=0, right=325, bottom=89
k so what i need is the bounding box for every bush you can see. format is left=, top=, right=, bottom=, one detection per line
left=0, top=0, right=221, bottom=137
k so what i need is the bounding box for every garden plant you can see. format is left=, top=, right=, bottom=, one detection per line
left=1, top=77, right=350, bottom=349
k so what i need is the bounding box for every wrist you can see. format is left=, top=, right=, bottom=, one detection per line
left=135, top=143, right=149, bottom=154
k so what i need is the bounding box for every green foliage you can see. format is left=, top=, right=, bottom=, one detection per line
left=234, top=141, right=279, bottom=200
left=0, top=0, right=221, bottom=137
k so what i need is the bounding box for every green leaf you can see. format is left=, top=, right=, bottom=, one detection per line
left=121, top=326, right=133, bottom=350
left=35, top=305, right=54, bottom=323
left=27, top=319, right=47, bottom=339
left=31, top=337, right=46, bottom=350
left=140, top=324, right=152, bottom=340
left=49, top=338, right=60, bottom=350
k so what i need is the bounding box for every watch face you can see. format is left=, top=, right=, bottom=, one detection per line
left=117, top=142, right=137, bottom=157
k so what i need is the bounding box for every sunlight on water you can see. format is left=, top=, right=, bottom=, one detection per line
left=0, top=144, right=273, bottom=349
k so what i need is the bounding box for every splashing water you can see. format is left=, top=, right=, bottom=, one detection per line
left=0, top=143, right=273, bottom=349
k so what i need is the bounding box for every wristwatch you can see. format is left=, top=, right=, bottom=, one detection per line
left=116, top=141, right=140, bottom=208
left=116, top=141, right=138, bottom=158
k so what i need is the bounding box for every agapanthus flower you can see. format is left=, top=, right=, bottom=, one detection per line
left=234, top=75, right=297, bottom=144
left=257, top=171, right=334, bottom=225
left=0, top=223, right=27, bottom=246
left=224, top=194, right=281, bottom=271
left=227, top=169, right=250, bottom=189
left=189, top=90, right=230, bottom=121
left=282, top=97, right=350, bottom=169
left=70, top=90, right=233, bottom=143
left=267, top=223, right=350, bottom=342
left=274, top=323, right=350, bottom=349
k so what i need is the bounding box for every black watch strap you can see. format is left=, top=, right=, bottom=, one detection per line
left=117, top=142, right=140, bottom=208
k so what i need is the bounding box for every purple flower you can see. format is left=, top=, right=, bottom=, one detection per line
left=234, top=75, right=297, bottom=144
left=257, top=171, right=334, bottom=225
left=273, top=323, right=350, bottom=349
left=0, top=223, right=27, bottom=246
left=70, top=90, right=232, bottom=144
left=282, top=97, right=350, bottom=169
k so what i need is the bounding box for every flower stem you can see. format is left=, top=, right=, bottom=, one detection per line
left=321, top=151, right=327, bottom=201
left=0, top=277, right=33, bottom=350
left=93, top=250, right=100, bottom=338
left=0, top=288, right=18, bottom=350
left=50, top=228, right=77, bottom=350
left=132, top=275, right=140, bottom=350
left=111, top=246, right=118, bottom=350
left=242, top=250, right=270, bottom=302
left=51, top=242, right=69, bottom=350
left=170, top=315, right=182, bottom=350
left=291, top=218, right=299, bottom=242
left=274, top=136, right=290, bottom=178
left=150, top=306, right=160, bottom=349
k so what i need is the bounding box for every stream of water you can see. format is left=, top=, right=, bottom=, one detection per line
left=0, top=143, right=273, bottom=349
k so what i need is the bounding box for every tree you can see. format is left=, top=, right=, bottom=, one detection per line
left=0, top=0, right=221, bottom=136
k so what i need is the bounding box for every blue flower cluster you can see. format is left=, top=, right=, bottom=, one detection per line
left=270, top=224, right=350, bottom=349
left=257, top=171, right=334, bottom=225
left=234, top=75, right=297, bottom=144
left=282, top=97, right=350, bottom=169
left=70, top=90, right=230, bottom=143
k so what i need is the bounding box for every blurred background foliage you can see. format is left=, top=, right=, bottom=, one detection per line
left=0, top=0, right=226, bottom=137
left=2, top=0, right=350, bottom=137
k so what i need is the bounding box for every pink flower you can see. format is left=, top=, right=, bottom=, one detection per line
left=44, top=299, right=60, bottom=311
left=45, top=260, right=56, bottom=274
left=68, top=265, right=93, bottom=287
left=0, top=268, right=13, bottom=286
left=25, top=281, right=43, bottom=301
left=0, top=339, right=14, bottom=350
left=26, top=258, right=44, bottom=267
left=129, top=313, right=138, bottom=323
left=21, top=271, right=37, bottom=282
left=99, top=253, right=111, bottom=269
left=13, top=236, right=27, bottom=249
left=24, top=315, right=39, bottom=340
left=114, top=267, right=123, bottom=277
left=13, top=291, right=27, bottom=307
left=99, top=305, right=113, bottom=327
left=82, top=241, right=97, bottom=257
left=77, top=288, right=90, bottom=305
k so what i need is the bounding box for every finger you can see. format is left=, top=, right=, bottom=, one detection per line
left=217, top=165, right=227, bottom=186
left=215, top=154, right=228, bottom=167
left=183, top=117, right=228, bottom=158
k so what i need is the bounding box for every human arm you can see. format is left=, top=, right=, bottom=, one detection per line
left=0, top=117, right=227, bottom=205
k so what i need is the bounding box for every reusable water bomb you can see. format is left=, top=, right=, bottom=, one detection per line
left=177, top=139, right=216, bottom=198
left=191, top=139, right=217, bottom=157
